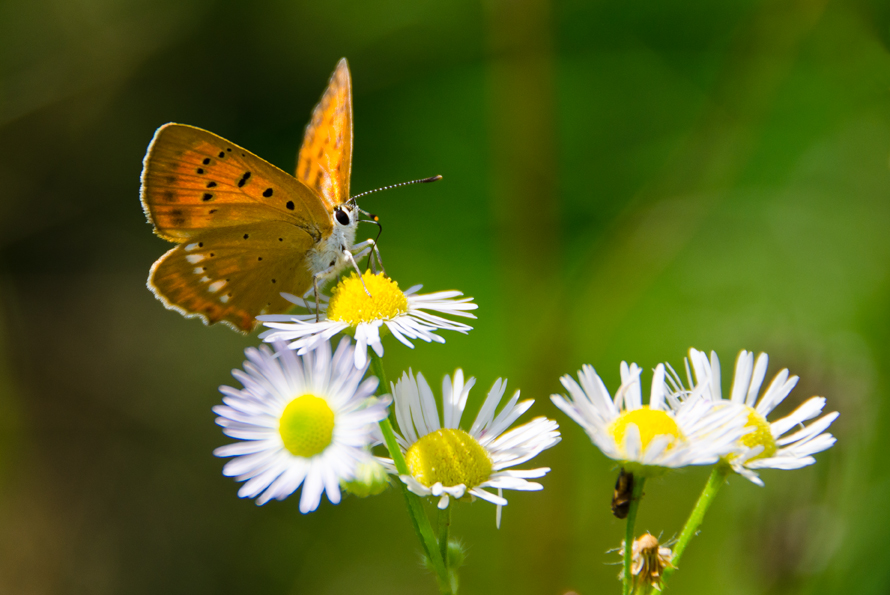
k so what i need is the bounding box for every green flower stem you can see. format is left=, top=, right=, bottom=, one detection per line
left=623, top=476, right=646, bottom=595
left=370, top=352, right=398, bottom=426
left=660, top=465, right=730, bottom=588
left=370, top=353, right=449, bottom=591
left=438, top=505, right=451, bottom=571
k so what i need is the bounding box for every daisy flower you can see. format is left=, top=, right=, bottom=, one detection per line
left=213, top=337, right=389, bottom=512
left=258, top=270, right=477, bottom=368
left=684, top=348, right=839, bottom=486
left=385, top=369, right=560, bottom=527
left=551, top=362, right=747, bottom=476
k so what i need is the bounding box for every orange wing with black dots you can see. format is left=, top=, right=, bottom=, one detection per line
left=296, top=58, right=353, bottom=209
left=141, top=123, right=333, bottom=243
left=148, top=221, right=316, bottom=332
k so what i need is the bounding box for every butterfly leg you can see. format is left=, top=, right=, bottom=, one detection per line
left=351, top=239, right=386, bottom=276
left=312, top=275, right=322, bottom=322
left=309, top=249, right=372, bottom=322
left=342, top=249, right=373, bottom=297
left=366, top=239, right=386, bottom=276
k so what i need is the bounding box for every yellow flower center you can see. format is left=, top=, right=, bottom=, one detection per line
left=279, top=394, right=335, bottom=458
left=405, top=428, right=492, bottom=489
left=327, top=271, right=409, bottom=325
left=609, top=406, right=684, bottom=452
left=739, top=406, right=777, bottom=460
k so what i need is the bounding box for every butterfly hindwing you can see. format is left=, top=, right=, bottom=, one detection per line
left=141, top=123, right=333, bottom=242
left=296, top=58, right=353, bottom=209
left=148, top=221, right=316, bottom=332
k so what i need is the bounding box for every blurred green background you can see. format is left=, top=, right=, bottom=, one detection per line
left=0, top=0, right=887, bottom=593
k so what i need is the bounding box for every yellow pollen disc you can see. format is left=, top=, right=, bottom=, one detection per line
left=609, top=406, right=683, bottom=452
left=405, top=428, right=493, bottom=489
left=279, top=394, right=335, bottom=458
left=327, top=271, right=409, bottom=325
left=739, top=406, right=777, bottom=460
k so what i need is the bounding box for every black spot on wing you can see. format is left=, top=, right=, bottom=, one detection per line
left=263, top=188, right=273, bottom=197
left=169, top=208, right=185, bottom=226
left=286, top=201, right=294, bottom=210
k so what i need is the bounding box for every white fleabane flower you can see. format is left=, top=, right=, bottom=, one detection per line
left=385, top=369, right=560, bottom=527
left=258, top=271, right=477, bottom=368
left=551, top=362, right=747, bottom=476
left=685, top=348, right=839, bottom=486
left=213, top=338, right=389, bottom=512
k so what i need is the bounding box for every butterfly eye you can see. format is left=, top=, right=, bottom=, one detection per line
left=335, top=208, right=350, bottom=226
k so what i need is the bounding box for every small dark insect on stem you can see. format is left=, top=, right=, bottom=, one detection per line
left=612, top=468, right=634, bottom=519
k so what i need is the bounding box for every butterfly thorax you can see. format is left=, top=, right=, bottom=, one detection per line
left=306, top=208, right=359, bottom=281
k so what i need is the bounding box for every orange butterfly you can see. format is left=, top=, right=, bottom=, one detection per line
left=141, top=59, right=367, bottom=332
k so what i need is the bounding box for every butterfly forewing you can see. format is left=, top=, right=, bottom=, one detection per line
left=141, top=59, right=360, bottom=333
left=142, top=124, right=333, bottom=242
left=296, top=58, right=353, bottom=209
left=148, top=221, right=316, bottom=332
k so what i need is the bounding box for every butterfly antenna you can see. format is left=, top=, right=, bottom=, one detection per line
left=349, top=175, right=442, bottom=204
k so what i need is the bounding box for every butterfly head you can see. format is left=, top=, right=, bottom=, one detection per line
left=333, top=203, right=359, bottom=228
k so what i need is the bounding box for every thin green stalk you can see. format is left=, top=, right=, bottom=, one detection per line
left=660, top=465, right=730, bottom=588
left=438, top=505, right=451, bottom=571
left=623, top=476, right=646, bottom=595
left=370, top=353, right=398, bottom=426
left=370, top=353, right=450, bottom=590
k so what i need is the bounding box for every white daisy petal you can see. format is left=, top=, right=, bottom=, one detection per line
left=416, top=372, right=442, bottom=432
left=770, top=397, right=827, bottom=437
left=483, top=475, right=543, bottom=491
left=649, top=364, right=666, bottom=410
left=775, top=411, right=839, bottom=447
left=746, top=455, right=816, bottom=470
left=747, top=353, right=769, bottom=406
